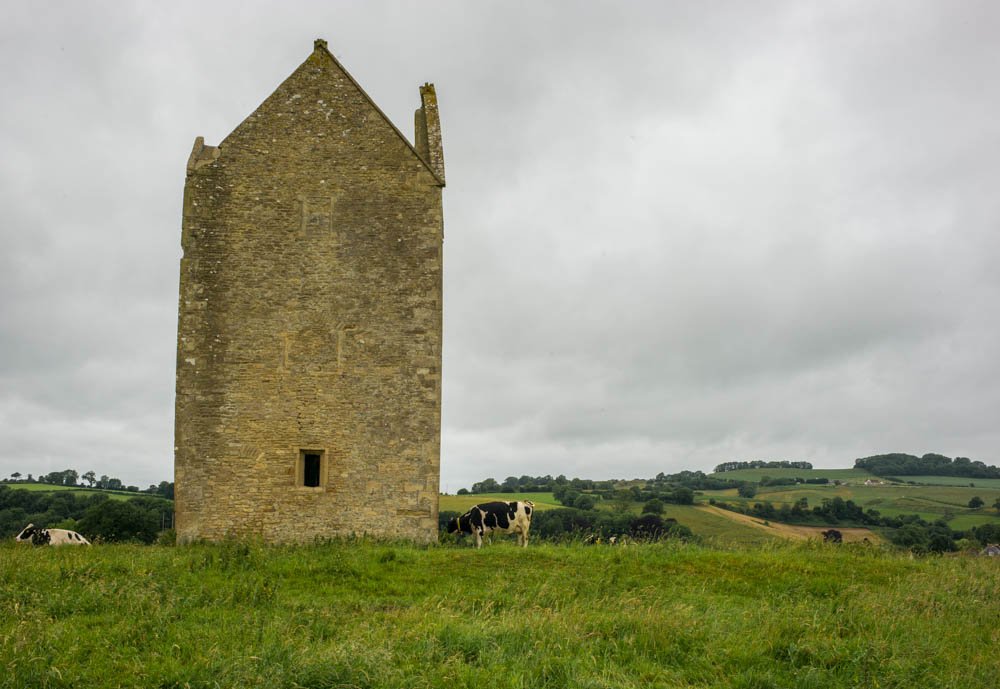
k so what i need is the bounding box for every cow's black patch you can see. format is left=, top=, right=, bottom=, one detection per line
left=453, top=512, right=477, bottom=535
left=477, top=502, right=512, bottom=530
left=31, top=529, right=51, bottom=546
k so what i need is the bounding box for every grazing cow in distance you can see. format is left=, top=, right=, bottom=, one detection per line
left=15, top=523, right=91, bottom=547
left=821, top=529, right=843, bottom=544
left=447, top=501, right=534, bottom=548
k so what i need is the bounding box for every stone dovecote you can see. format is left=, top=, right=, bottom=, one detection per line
left=174, top=39, right=444, bottom=543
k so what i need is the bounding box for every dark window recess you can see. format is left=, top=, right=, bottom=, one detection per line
left=303, top=453, right=322, bottom=487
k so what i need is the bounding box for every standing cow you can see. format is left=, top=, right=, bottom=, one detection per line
left=15, top=523, right=91, bottom=546
left=447, top=501, right=534, bottom=548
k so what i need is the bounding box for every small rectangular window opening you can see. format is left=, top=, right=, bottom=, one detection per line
left=299, top=450, right=325, bottom=488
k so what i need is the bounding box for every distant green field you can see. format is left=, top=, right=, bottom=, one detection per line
left=439, top=492, right=559, bottom=513
left=661, top=504, right=779, bottom=545
left=0, top=483, right=147, bottom=501
left=946, top=512, right=1000, bottom=531
left=710, top=467, right=874, bottom=482
left=699, top=479, right=1000, bottom=529
left=890, top=475, right=1000, bottom=489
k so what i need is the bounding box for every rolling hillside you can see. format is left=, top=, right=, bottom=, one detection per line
left=0, top=483, right=150, bottom=501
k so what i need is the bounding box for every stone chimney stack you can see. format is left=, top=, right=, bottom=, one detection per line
left=415, top=83, right=445, bottom=185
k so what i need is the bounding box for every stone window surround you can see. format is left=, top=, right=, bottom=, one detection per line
left=296, top=448, right=328, bottom=489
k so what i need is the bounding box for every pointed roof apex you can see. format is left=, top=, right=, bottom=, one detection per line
left=314, top=38, right=328, bottom=52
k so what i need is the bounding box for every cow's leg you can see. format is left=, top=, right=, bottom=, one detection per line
left=474, top=528, right=483, bottom=549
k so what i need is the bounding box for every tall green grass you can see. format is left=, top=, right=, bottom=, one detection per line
left=1, top=540, right=997, bottom=688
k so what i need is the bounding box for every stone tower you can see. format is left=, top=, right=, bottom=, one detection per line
left=174, top=39, right=444, bottom=543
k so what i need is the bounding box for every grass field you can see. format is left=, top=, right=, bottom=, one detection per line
left=700, top=481, right=1000, bottom=529
left=891, top=475, right=1000, bottom=489
left=1, top=540, right=997, bottom=688
left=0, top=483, right=147, bottom=501
left=663, top=504, right=782, bottom=545
left=439, top=492, right=560, bottom=513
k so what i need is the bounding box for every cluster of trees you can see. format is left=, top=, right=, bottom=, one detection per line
left=465, top=475, right=614, bottom=495
left=715, top=496, right=877, bottom=525
left=713, top=460, right=813, bottom=473
left=889, top=519, right=1000, bottom=554
left=967, top=496, right=1000, bottom=511
left=4, top=469, right=174, bottom=499
left=735, top=477, right=829, bottom=498
left=647, top=471, right=742, bottom=491
left=462, top=470, right=744, bottom=498
left=551, top=482, right=696, bottom=511
left=0, top=485, right=173, bottom=544
left=854, top=453, right=1000, bottom=479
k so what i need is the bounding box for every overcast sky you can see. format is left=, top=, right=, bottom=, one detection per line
left=1, top=1, right=998, bottom=491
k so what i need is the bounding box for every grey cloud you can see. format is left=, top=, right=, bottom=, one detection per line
left=2, top=2, right=998, bottom=491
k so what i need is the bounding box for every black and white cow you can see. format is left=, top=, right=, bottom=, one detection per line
left=15, top=523, right=91, bottom=547
left=447, top=501, right=534, bottom=548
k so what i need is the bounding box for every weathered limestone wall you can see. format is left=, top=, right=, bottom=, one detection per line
left=175, top=40, right=444, bottom=543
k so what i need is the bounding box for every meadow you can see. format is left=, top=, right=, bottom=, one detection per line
left=895, top=475, right=1000, bottom=489
left=0, top=483, right=145, bottom=501
left=2, top=539, right=998, bottom=689
left=699, top=477, right=1000, bottom=527
left=439, top=492, right=560, bottom=513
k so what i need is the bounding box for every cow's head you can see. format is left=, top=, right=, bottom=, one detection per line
left=15, top=524, right=38, bottom=543
left=447, top=513, right=474, bottom=535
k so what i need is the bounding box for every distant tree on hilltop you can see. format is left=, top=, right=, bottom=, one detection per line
left=855, top=453, right=1000, bottom=479
left=714, top=460, right=813, bottom=473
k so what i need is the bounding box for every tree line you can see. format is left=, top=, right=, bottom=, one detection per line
left=461, top=470, right=745, bottom=497
left=0, top=485, right=173, bottom=544
left=4, top=468, right=174, bottom=499
left=854, top=453, right=1000, bottom=479
left=713, top=460, right=814, bottom=473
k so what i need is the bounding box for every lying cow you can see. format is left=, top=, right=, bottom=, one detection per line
left=15, top=523, right=91, bottom=546
left=447, top=501, right=534, bottom=548
left=821, top=529, right=843, bottom=544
